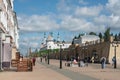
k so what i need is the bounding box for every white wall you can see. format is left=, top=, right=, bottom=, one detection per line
left=0, top=11, right=7, bottom=30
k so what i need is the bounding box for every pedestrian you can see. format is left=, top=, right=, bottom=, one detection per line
left=32, top=57, right=36, bottom=66
left=40, top=57, right=42, bottom=62
left=112, top=56, right=115, bottom=66
left=77, top=57, right=80, bottom=67
left=80, top=59, right=85, bottom=67
left=100, top=57, right=106, bottom=69
left=85, top=57, right=88, bottom=67
left=45, top=56, right=47, bottom=63
left=91, top=56, right=94, bottom=63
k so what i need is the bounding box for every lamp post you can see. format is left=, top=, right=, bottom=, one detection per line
left=48, top=46, right=51, bottom=65
left=60, top=45, right=62, bottom=69
left=82, top=43, right=88, bottom=64
left=112, top=42, right=119, bottom=69
left=82, top=43, right=87, bottom=60
left=58, top=40, right=65, bottom=69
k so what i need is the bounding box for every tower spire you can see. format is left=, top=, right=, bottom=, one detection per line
left=43, top=32, right=46, bottom=44
left=44, top=32, right=46, bottom=38
left=57, top=32, right=60, bottom=42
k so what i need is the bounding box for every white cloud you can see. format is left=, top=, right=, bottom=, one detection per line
left=19, top=35, right=42, bottom=47
left=60, top=15, right=105, bottom=32
left=94, top=15, right=111, bottom=25
left=19, top=40, right=40, bottom=51
left=18, top=15, right=59, bottom=32
left=78, top=0, right=88, bottom=5
left=18, top=0, right=120, bottom=33
left=75, top=6, right=103, bottom=17
left=94, top=14, right=120, bottom=30
left=56, top=0, right=106, bottom=33
left=107, top=0, right=120, bottom=16
left=30, top=42, right=39, bottom=48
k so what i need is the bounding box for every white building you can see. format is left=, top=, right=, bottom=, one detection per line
left=74, top=34, right=100, bottom=45
left=0, top=0, right=19, bottom=70
left=40, top=33, right=71, bottom=51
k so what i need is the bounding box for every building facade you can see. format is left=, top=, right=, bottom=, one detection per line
left=74, top=34, right=100, bottom=46
left=0, top=0, right=19, bottom=70
left=40, top=33, right=71, bottom=51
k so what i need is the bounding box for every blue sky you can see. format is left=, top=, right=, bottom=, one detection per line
left=14, top=0, right=120, bottom=56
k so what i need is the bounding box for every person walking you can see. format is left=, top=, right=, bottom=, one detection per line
left=100, top=57, right=106, bottom=69
left=91, top=56, right=94, bottom=63
left=40, top=57, right=42, bottom=62
left=32, top=57, right=36, bottom=66
left=112, top=56, right=115, bottom=66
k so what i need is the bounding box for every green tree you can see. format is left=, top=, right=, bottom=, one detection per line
left=72, top=39, right=74, bottom=45
left=78, top=34, right=81, bottom=38
left=114, top=34, right=118, bottom=41
left=104, top=28, right=110, bottom=42
left=74, top=36, right=77, bottom=39
left=89, top=32, right=96, bottom=35
left=98, top=32, right=103, bottom=40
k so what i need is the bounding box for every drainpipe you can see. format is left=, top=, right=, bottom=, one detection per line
left=0, top=36, right=3, bottom=70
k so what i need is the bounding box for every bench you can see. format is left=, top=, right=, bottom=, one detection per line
left=71, top=62, right=78, bottom=67
left=65, top=61, right=79, bottom=67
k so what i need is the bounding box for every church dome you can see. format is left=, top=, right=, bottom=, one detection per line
left=47, top=35, right=53, bottom=41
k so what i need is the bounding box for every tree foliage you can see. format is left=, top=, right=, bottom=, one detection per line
left=72, top=40, right=74, bottom=45
left=104, top=28, right=110, bottom=42
left=89, top=32, right=96, bottom=35
left=114, top=34, right=118, bottom=41
left=98, top=32, right=103, bottom=39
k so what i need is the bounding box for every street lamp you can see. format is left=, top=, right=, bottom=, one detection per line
left=82, top=43, right=87, bottom=60
left=48, top=46, right=51, bottom=65
left=112, top=41, right=119, bottom=69
left=58, top=40, right=65, bottom=69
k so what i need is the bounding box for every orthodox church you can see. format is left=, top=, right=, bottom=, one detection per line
left=40, top=33, right=71, bottom=51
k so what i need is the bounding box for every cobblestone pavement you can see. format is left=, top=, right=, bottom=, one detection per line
left=40, top=58, right=120, bottom=80
left=0, top=62, right=72, bottom=80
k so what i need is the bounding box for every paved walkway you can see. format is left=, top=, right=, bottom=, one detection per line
left=0, top=62, right=71, bottom=80
left=40, top=62, right=97, bottom=80
left=44, top=59, right=120, bottom=80
left=0, top=58, right=120, bottom=80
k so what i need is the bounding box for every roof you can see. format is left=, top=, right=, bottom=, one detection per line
left=81, top=35, right=100, bottom=40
